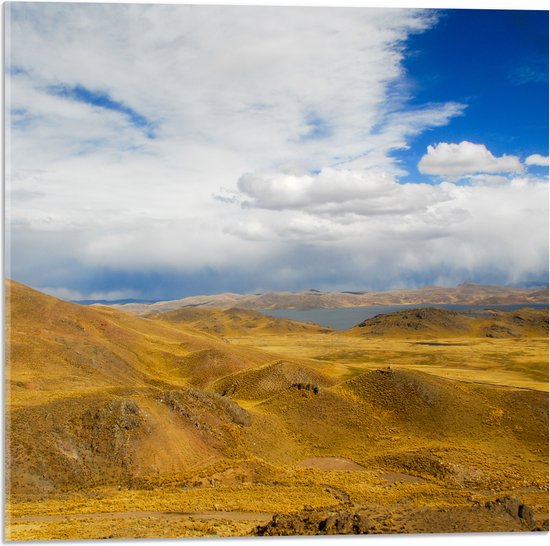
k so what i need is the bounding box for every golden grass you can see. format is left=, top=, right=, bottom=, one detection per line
left=7, top=514, right=270, bottom=541
left=228, top=332, right=548, bottom=391
left=5, top=280, right=548, bottom=539
left=8, top=483, right=340, bottom=519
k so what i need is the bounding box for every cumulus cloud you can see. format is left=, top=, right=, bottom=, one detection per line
left=235, top=168, right=459, bottom=218
left=238, top=169, right=397, bottom=211
left=526, top=154, right=549, bottom=167
left=223, top=173, right=549, bottom=289
left=5, top=3, right=548, bottom=298
left=418, top=141, right=523, bottom=178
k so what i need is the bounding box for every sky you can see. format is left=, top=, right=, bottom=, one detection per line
left=4, top=1, right=549, bottom=301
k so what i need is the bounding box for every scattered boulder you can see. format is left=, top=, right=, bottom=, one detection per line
left=254, top=507, right=371, bottom=536
left=485, top=496, right=538, bottom=529
left=289, top=383, right=319, bottom=395
left=518, top=504, right=536, bottom=529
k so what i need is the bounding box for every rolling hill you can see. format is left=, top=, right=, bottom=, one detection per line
left=347, top=307, right=549, bottom=338
left=145, top=306, right=332, bottom=336
left=5, top=280, right=549, bottom=539
left=6, top=279, right=274, bottom=494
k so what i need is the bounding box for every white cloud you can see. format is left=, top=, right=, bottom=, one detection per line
left=235, top=168, right=458, bottom=218
left=418, top=141, right=523, bottom=178
left=466, top=174, right=510, bottom=186
left=526, top=154, right=549, bottom=167
left=39, top=287, right=140, bottom=302
left=218, top=169, right=548, bottom=289
left=4, top=3, right=548, bottom=297
left=6, top=4, right=442, bottom=174
left=238, top=169, right=397, bottom=211
left=223, top=219, right=274, bottom=242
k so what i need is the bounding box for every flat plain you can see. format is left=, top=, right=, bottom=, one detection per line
left=5, top=280, right=549, bottom=539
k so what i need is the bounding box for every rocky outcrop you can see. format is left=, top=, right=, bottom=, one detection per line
left=485, top=496, right=538, bottom=529
left=254, top=507, right=371, bottom=536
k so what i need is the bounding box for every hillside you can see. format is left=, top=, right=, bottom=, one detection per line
left=212, top=360, right=335, bottom=400
left=347, top=307, right=549, bottom=338
left=5, top=280, right=549, bottom=539
left=146, top=307, right=333, bottom=336
left=110, top=283, right=548, bottom=314
left=6, top=280, right=273, bottom=405
left=6, top=279, right=275, bottom=493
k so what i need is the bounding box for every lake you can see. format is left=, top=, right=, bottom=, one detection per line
left=260, top=303, right=548, bottom=330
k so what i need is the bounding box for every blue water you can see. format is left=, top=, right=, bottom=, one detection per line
left=260, top=303, right=548, bottom=331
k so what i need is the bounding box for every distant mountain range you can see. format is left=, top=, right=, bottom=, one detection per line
left=106, top=283, right=548, bottom=315
left=74, top=298, right=158, bottom=305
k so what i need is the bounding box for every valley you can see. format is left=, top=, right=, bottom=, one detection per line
left=5, top=280, right=549, bottom=539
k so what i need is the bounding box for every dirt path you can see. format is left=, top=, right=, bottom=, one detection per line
left=8, top=510, right=274, bottom=524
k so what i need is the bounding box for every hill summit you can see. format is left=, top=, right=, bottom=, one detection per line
left=349, top=307, right=549, bottom=338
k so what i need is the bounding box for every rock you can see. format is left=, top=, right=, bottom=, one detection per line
left=352, top=511, right=371, bottom=533
left=497, top=496, right=522, bottom=518
left=485, top=496, right=538, bottom=530
left=254, top=508, right=371, bottom=536
left=518, top=504, right=536, bottom=528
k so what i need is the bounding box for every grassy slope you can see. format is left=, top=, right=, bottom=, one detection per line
left=7, top=280, right=276, bottom=405
left=145, top=307, right=333, bottom=336
left=6, top=280, right=276, bottom=494
left=346, top=307, right=549, bottom=339
left=5, top=280, right=549, bottom=539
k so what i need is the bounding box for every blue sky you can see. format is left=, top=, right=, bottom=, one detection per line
left=395, top=9, right=549, bottom=183
left=48, top=84, right=157, bottom=139
left=5, top=2, right=549, bottom=301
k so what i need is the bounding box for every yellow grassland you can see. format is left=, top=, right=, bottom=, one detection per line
left=5, top=280, right=549, bottom=539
